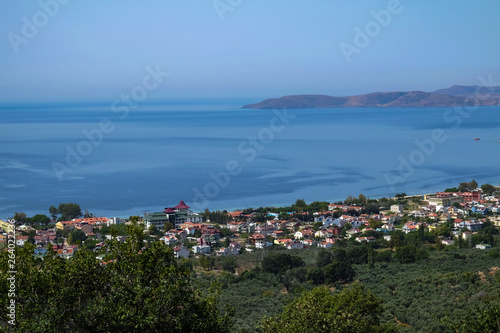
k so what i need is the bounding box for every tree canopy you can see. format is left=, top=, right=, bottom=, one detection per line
left=261, top=284, right=396, bottom=333
left=0, top=224, right=233, bottom=332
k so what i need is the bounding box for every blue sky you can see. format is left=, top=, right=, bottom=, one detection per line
left=1, top=0, right=499, bottom=103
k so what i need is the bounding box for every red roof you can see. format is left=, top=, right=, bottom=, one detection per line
left=164, top=208, right=176, bottom=213
left=174, top=201, right=190, bottom=209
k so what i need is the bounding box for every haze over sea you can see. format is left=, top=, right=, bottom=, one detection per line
left=1, top=101, right=499, bottom=218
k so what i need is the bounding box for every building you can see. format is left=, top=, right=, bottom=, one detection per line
left=391, top=205, right=404, bottom=213
left=458, top=191, right=481, bottom=203
left=173, top=245, right=190, bottom=259
left=426, top=194, right=464, bottom=209
left=144, top=201, right=203, bottom=229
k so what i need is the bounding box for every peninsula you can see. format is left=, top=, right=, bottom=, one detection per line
left=242, top=85, right=500, bottom=109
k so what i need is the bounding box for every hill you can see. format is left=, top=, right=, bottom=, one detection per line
left=242, top=86, right=500, bottom=109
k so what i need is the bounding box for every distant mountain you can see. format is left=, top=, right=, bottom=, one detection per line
left=242, top=86, right=500, bottom=109
left=432, top=85, right=500, bottom=98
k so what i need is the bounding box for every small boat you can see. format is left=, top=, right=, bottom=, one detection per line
left=474, top=138, right=480, bottom=140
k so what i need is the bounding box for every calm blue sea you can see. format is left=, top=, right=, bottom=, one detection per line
left=1, top=101, right=499, bottom=218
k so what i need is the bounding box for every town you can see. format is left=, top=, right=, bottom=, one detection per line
left=2, top=180, right=499, bottom=260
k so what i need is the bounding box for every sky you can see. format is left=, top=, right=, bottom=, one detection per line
left=1, top=0, right=500, bottom=103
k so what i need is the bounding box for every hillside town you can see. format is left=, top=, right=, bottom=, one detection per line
left=2, top=183, right=500, bottom=260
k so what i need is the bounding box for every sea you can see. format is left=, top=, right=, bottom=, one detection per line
left=1, top=100, right=499, bottom=219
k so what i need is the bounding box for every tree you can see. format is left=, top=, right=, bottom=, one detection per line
left=163, top=222, right=174, bottom=233
left=68, top=229, right=87, bottom=245
left=221, top=256, right=238, bottom=273
left=448, top=303, right=500, bottom=332
left=49, top=205, right=59, bottom=220
left=198, top=255, right=213, bottom=271
left=30, top=214, right=50, bottom=226
left=469, top=179, right=478, bottom=190
left=0, top=224, right=233, bottom=332
left=13, top=212, right=27, bottom=224
left=262, top=253, right=305, bottom=275
left=358, top=193, right=367, bottom=204
left=261, top=284, right=396, bottom=333
left=481, top=184, right=496, bottom=195
left=58, top=203, right=82, bottom=221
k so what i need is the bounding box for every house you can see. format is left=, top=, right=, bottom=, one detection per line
left=15, top=236, right=29, bottom=247
left=456, top=220, right=483, bottom=232
left=228, top=242, right=242, bottom=255
left=274, top=238, right=292, bottom=246
left=173, top=245, right=190, bottom=259
left=248, top=233, right=266, bottom=244
left=441, top=239, right=454, bottom=246
left=55, top=220, right=78, bottom=231
left=346, top=228, right=360, bottom=238
left=161, top=235, right=178, bottom=246
left=458, top=191, right=481, bottom=203
left=402, top=222, right=418, bottom=234
left=34, top=229, right=57, bottom=246
left=33, top=247, right=48, bottom=258
left=301, top=239, right=315, bottom=247
left=75, top=222, right=93, bottom=235
left=255, top=240, right=273, bottom=249
left=317, top=242, right=332, bottom=248
left=391, top=204, right=404, bottom=213
left=192, top=244, right=211, bottom=254
left=294, top=231, right=304, bottom=239
left=356, top=236, right=376, bottom=243
left=215, top=247, right=228, bottom=256
left=285, top=241, right=304, bottom=250
left=272, top=230, right=286, bottom=238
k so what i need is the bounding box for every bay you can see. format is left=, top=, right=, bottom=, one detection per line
left=1, top=102, right=499, bottom=218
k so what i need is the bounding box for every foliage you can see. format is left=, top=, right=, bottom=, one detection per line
left=0, top=225, right=233, bottom=333
left=262, top=253, right=305, bottom=275
left=221, top=256, right=238, bottom=273
left=394, top=245, right=428, bottom=264
left=481, top=184, right=496, bottom=196
left=448, top=302, right=500, bottom=333
left=68, top=229, right=88, bottom=245
left=57, top=203, right=83, bottom=221
left=29, top=214, right=51, bottom=225
left=13, top=212, right=27, bottom=224
left=261, top=284, right=396, bottom=333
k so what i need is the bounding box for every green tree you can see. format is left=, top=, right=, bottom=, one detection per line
left=262, top=253, right=305, bottom=275
left=481, top=184, right=496, bottom=195
left=30, top=214, right=51, bottom=225
left=58, top=203, right=82, bottom=221
left=261, top=284, right=396, bottom=333
left=163, top=221, right=174, bottom=233
left=221, top=256, right=238, bottom=273
left=448, top=303, right=500, bottom=332
left=49, top=205, right=59, bottom=220
left=68, top=229, right=87, bottom=245
left=0, top=224, right=233, bottom=332
left=13, top=212, right=27, bottom=224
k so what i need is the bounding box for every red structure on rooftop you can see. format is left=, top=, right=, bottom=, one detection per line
left=174, top=201, right=190, bottom=210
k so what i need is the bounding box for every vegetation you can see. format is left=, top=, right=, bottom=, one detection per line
left=261, top=284, right=396, bottom=333
left=0, top=224, right=233, bottom=332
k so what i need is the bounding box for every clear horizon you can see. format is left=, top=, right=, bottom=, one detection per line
left=1, top=1, right=500, bottom=103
